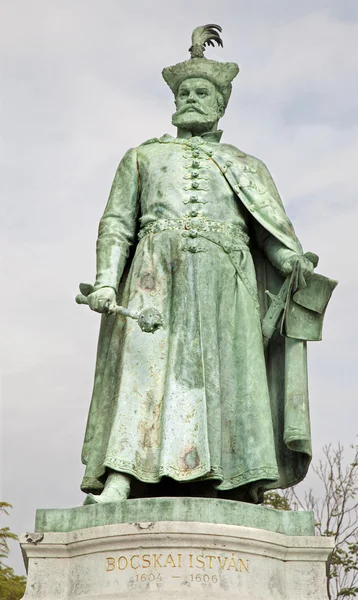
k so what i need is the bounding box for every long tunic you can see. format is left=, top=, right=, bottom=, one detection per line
left=81, top=132, right=312, bottom=500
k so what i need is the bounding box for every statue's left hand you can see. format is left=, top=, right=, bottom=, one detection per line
left=281, top=254, right=316, bottom=291
left=281, top=254, right=314, bottom=280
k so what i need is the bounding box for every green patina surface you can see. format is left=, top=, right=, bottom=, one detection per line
left=75, top=25, right=336, bottom=507
left=35, top=498, right=314, bottom=536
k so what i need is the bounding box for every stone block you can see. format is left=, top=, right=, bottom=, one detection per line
left=34, top=497, right=314, bottom=536
left=20, top=501, right=333, bottom=600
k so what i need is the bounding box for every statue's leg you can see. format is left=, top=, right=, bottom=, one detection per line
left=83, top=471, right=131, bottom=505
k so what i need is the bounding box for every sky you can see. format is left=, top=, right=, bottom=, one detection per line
left=1, top=0, right=357, bottom=575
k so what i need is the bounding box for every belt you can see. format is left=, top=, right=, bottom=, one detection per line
left=138, top=217, right=258, bottom=308
left=138, top=218, right=250, bottom=245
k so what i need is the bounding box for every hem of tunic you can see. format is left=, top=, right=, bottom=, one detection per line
left=215, top=467, right=278, bottom=490
left=101, top=460, right=279, bottom=491
left=104, top=459, right=210, bottom=482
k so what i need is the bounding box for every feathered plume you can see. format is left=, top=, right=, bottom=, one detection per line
left=162, top=24, right=239, bottom=107
left=189, top=24, right=223, bottom=59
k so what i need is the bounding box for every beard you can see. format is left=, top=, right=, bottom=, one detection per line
left=172, top=105, right=220, bottom=132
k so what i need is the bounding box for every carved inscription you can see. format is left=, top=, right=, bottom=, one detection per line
left=105, top=552, right=249, bottom=573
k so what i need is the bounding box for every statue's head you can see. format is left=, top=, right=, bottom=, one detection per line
left=171, top=77, right=225, bottom=133
left=162, top=25, right=239, bottom=134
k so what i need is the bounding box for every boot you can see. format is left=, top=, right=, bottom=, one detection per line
left=84, top=472, right=131, bottom=505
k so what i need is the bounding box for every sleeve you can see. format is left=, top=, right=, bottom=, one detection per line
left=251, top=160, right=303, bottom=274
left=94, top=148, right=140, bottom=291
left=254, top=224, right=300, bottom=275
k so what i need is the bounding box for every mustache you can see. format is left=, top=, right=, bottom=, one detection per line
left=175, top=104, right=209, bottom=116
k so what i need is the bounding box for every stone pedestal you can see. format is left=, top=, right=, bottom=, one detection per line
left=20, top=498, right=333, bottom=600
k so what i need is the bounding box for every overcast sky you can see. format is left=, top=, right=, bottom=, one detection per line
left=1, top=0, right=357, bottom=575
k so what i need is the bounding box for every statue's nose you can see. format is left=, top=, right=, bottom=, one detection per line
left=187, top=93, right=196, bottom=103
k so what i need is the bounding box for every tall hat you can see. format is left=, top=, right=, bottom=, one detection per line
left=162, top=25, right=239, bottom=108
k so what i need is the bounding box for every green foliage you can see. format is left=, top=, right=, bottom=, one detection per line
left=0, top=503, right=27, bottom=600
left=262, top=490, right=292, bottom=511
left=0, top=565, right=27, bottom=600
left=1, top=503, right=18, bottom=561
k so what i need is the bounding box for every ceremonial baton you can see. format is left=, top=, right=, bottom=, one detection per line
left=75, top=283, right=163, bottom=334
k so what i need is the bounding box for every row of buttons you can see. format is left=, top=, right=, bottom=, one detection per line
left=181, top=145, right=208, bottom=253
left=182, top=146, right=208, bottom=204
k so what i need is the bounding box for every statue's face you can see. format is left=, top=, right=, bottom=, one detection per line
left=172, top=77, right=223, bottom=134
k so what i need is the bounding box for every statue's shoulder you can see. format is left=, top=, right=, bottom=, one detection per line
left=218, top=144, right=273, bottom=184
left=139, top=137, right=162, bottom=147
left=135, top=135, right=172, bottom=159
left=139, top=134, right=175, bottom=147
left=219, top=143, right=263, bottom=169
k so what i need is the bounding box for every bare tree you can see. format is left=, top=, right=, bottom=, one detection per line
left=265, top=443, right=358, bottom=600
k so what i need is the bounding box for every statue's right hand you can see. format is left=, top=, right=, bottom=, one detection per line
left=87, top=287, right=116, bottom=313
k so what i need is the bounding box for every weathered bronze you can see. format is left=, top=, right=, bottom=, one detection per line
left=78, top=25, right=337, bottom=505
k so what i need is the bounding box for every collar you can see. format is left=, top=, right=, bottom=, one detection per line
left=160, top=130, right=223, bottom=145
left=200, top=129, right=223, bottom=143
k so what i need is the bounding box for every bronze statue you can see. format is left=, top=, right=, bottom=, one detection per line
left=77, top=25, right=336, bottom=505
